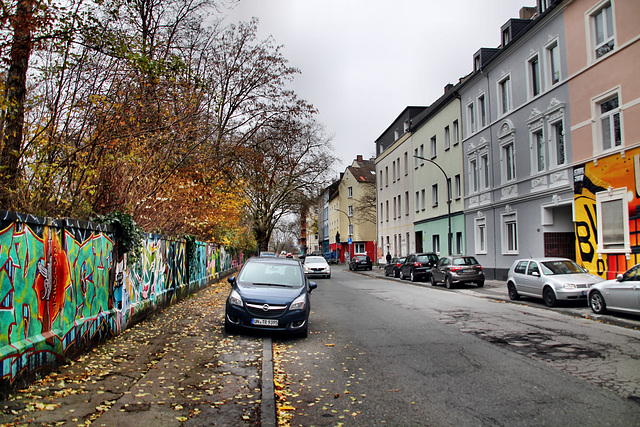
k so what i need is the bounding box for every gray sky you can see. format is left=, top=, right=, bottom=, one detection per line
left=223, top=0, right=532, bottom=174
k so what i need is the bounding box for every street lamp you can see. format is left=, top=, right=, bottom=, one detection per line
left=335, top=208, right=353, bottom=262
left=413, top=155, right=452, bottom=255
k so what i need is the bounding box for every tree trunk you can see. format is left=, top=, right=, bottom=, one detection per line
left=0, top=0, right=35, bottom=208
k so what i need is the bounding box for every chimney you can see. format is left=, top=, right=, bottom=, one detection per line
left=520, top=6, right=537, bottom=19
left=356, top=155, right=363, bottom=163
left=444, top=83, right=454, bottom=94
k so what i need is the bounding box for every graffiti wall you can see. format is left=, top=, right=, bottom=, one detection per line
left=574, top=147, right=640, bottom=278
left=0, top=210, right=241, bottom=387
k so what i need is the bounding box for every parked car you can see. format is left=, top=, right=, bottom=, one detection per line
left=588, top=263, right=640, bottom=316
left=506, top=258, right=604, bottom=307
left=224, top=257, right=317, bottom=337
left=400, top=253, right=439, bottom=282
left=384, top=257, right=406, bottom=278
left=259, top=251, right=277, bottom=257
left=349, top=254, right=373, bottom=271
left=303, top=256, right=331, bottom=279
left=431, top=255, right=485, bottom=288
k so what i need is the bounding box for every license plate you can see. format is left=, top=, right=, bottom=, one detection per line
left=463, top=269, right=474, bottom=273
left=252, top=318, right=278, bottom=326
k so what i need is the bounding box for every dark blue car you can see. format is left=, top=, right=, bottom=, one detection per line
left=225, top=257, right=317, bottom=337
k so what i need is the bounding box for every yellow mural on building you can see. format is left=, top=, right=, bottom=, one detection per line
left=574, top=147, right=640, bottom=279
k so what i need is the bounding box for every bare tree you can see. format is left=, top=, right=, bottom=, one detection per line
left=353, top=183, right=377, bottom=225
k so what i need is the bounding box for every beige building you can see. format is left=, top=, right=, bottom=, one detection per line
left=328, top=155, right=377, bottom=263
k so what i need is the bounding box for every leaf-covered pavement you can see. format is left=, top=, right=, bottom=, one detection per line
left=0, top=280, right=263, bottom=426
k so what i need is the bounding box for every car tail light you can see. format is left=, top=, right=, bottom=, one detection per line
left=396, top=263, right=402, bottom=267
left=450, top=266, right=463, bottom=272
left=414, top=262, right=422, bottom=267
left=476, top=265, right=483, bottom=270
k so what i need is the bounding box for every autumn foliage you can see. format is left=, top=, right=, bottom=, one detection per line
left=0, top=0, right=334, bottom=249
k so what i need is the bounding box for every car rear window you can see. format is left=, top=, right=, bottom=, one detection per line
left=417, top=255, right=437, bottom=263
left=453, top=257, right=479, bottom=266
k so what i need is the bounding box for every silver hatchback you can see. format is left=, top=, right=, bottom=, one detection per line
left=507, top=258, right=604, bottom=307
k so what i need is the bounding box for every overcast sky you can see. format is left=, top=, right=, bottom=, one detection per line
left=222, top=0, right=533, bottom=175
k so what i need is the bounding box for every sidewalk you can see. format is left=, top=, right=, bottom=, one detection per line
left=0, top=280, right=265, bottom=427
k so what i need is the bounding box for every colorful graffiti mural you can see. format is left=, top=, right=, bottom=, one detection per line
left=574, top=147, right=640, bottom=278
left=0, top=210, right=242, bottom=387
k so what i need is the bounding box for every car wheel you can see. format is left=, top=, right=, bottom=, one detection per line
left=477, top=280, right=484, bottom=288
left=445, top=276, right=453, bottom=289
left=507, top=282, right=520, bottom=300
left=543, top=287, right=557, bottom=307
left=410, top=270, right=416, bottom=282
left=589, top=290, right=607, bottom=314
left=224, top=318, right=237, bottom=335
left=399, top=270, right=405, bottom=280
left=430, top=274, right=437, bottom=286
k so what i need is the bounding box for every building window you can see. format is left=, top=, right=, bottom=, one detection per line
left=444, top=126, right=450, bottom=150
left=470, top=158, right=478, bottom=193
left=348, top=186, right=353, bottom=198
left=533, top=130, right=545, bottom=172
left=430, top=136, right=437, bottom=158
left=591, top=2, right=615, bottom=59
left=386, top=201, right=389, bottom=221
left=478, top=94, right=486, bottom=127
left=551, top=120, right=565, bottom=166
left=596, top=187, right=630, bottom=253
left=415, top=192, right=420, bottom=212
left=385, top=166, right=389, bottom=186
left=432, top=184, right=438, bottom=207
left=598, top=95, right=622, bottom=151
left=502, top=27, right=510, bottom=46
left=456, top=232, right=463, bottom=255
left=348, top=224, right=354, bottom=237
left=419, top=144, right=425, bottom=163
left=529, top=54, right=541, bottom=97
left=392, top=161, right=396, bottom=183
left=502, top=142, right=516, bottom=182
left=454, top=174, right=461, bottom=199
left=397, top=194, right=401, bottom=218
left=547, top=40, right=561, bottom=85
left=475, top=217, right=487, bottom=254
left=499, top=75, right=512, bottom=115
left=397, top=157, right=401, bottom=181
left=502, top=211, right=518, bottom=254
left=405, top=192, right=409, bottom=215
left=404, top=152, right=408, bottom=175
left=348, top=205, right=353, bottom=217
left=380, top=203, right=383, bottom=223
left=481, top=153, right=490, bottom=189
left=421, top=189, right=426, bottom=211
left=414, top=148, right=419, bottom=168
left=453, top=120, right=459, bottom=145
left=468, top=102, right=475, bottom=134
left=393, top=197, right=397, bottom=219
left=355, top=243, right=364, bottom=253
left=432, top=235, right=440, bottom=254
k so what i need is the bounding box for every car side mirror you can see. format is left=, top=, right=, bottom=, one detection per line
left=227, top=276, right=236, bottom=286
left=531, top=271, right=540, bottom=277
left=616, top=273, right=623, bottom=282
left=309, top=282, right=318, bottom=293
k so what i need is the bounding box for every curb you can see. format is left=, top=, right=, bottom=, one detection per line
left=261, top=337, right=276, bottom=427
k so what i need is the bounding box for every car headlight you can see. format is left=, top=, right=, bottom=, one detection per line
left=562, top=283, right=576, bottom=289
left=290, top=294, right=307, bottom=311
left=304, top=265, right=310, bottom=273
left=229, top=290, right=243, bottom=307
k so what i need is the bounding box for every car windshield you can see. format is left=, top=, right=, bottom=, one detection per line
left=452, top=257, right=479, bottom=266
left=356, top=256, right=369, bottom=261
left=305, top=257, right=327, bottom=264
left=541, top=260, right=584, bottom=275
left=238, top=262, right=303, bottom=287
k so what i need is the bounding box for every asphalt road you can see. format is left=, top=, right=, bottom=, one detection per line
left=274, top=268, right=640, bottom=426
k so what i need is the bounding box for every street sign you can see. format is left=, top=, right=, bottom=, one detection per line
left=347, top=238, right=352, bottom=244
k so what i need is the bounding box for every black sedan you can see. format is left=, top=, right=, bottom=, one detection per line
left=349, top=254, right=373, bottom=271
left=225, top=257, right=317, bottom=337
left=384, top=257, right=406, bottom=278
left=400, top=253, right=439, bottom=282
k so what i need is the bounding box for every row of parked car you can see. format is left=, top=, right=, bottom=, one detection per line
left=381, top=253, right=640, bottom=317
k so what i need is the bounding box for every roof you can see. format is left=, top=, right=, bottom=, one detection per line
left=347, top=158, right=376, bottom=184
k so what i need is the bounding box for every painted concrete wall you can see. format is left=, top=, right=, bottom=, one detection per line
left=0, top=210, right=241, bottom=389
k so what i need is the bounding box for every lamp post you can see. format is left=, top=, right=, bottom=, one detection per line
left=336, top=208, right=353, bottom=263
left=413, top=155, right=452, bottom=255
